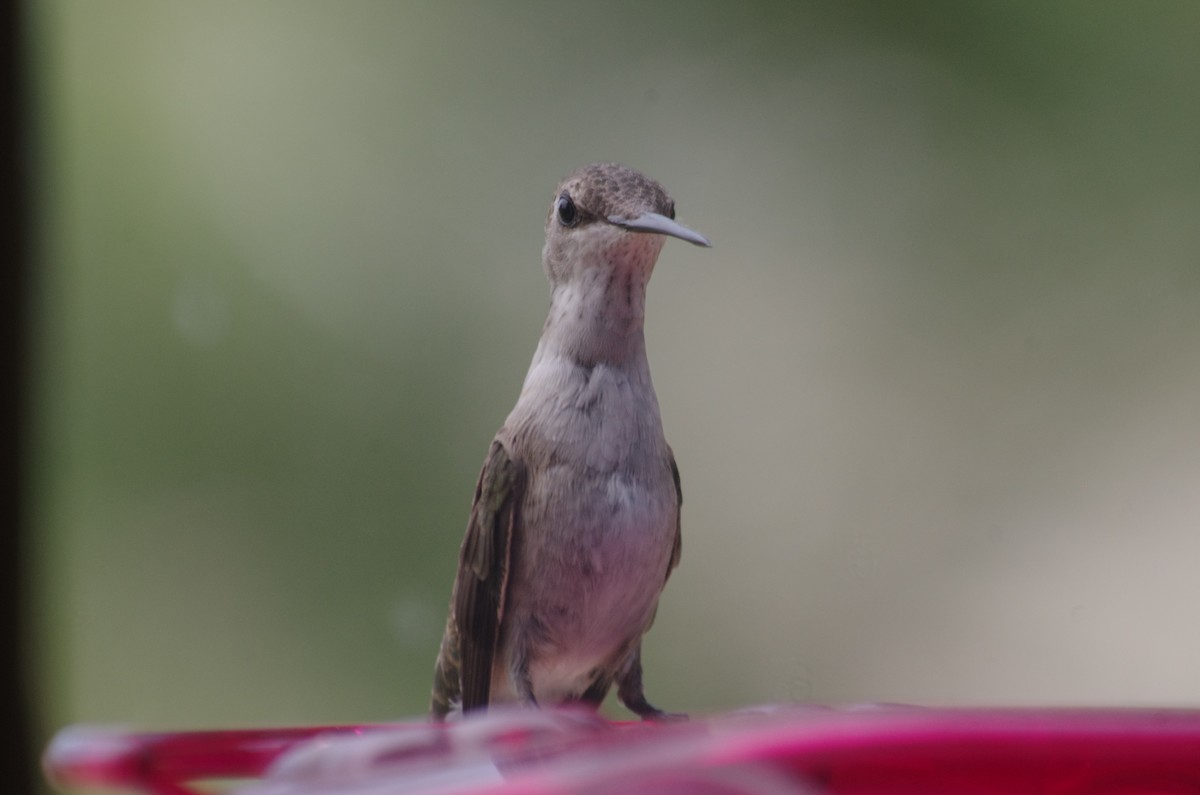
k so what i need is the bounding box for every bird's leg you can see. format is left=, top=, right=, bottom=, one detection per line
left=615, top=643, right=686, bottom=721
left=575, top=673, right=613, bottom=710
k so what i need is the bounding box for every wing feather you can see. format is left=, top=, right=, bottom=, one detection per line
left=666, top=450, right=683, bottom=579
left=454, top=439, right=524, bottom=712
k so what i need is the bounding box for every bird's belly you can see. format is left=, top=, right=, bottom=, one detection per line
left=511, top=471, right=677, bottom=702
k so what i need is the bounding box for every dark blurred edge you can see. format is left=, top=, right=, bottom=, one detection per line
left=0, top=0, right=34, bottom=792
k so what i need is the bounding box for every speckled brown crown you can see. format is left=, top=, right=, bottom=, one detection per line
left=548, top=163, right=676, bottom=228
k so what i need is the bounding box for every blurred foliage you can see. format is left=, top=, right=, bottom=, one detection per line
left=28, top=0, right=1200, bottom=756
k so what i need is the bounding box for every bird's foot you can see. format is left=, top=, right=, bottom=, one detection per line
left=642, top=708, right=688, bottom=723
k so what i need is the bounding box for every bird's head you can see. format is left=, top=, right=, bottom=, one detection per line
left=542, top=163, right=710, bottom=286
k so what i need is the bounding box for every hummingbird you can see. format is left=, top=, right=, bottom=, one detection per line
left=430, top=163, right=710, bottom=721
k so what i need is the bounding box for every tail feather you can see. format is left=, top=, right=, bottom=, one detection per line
left=429, top=613, right=461, bottom=721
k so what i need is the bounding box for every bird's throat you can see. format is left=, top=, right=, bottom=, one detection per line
left=541, top=265, right=649, bottom=368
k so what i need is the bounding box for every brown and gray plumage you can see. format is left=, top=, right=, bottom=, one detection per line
left=430, top=163, right=710, bottom=721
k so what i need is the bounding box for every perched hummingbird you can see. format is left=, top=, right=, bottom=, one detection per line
left=430, top=163, right=710, bottom=721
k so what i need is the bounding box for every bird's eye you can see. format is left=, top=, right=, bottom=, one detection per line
left=556, top=193, right=578, bottom=226
left=665, top=200, right=676, bottom=220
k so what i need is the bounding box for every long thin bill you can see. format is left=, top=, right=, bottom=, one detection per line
left=607, top=212, right=712, bottom=247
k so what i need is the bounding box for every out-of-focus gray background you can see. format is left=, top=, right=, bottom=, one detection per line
left=29, top=0, right=1200, bottom=741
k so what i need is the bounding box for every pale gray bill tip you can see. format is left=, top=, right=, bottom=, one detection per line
left=607, top=212, right=712, bottom=247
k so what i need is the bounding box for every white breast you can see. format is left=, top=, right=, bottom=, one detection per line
left=500, top=349, right=678, bottom=702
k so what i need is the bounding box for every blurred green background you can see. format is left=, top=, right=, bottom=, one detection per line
left=28, top=0, right=1200, bottom=749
